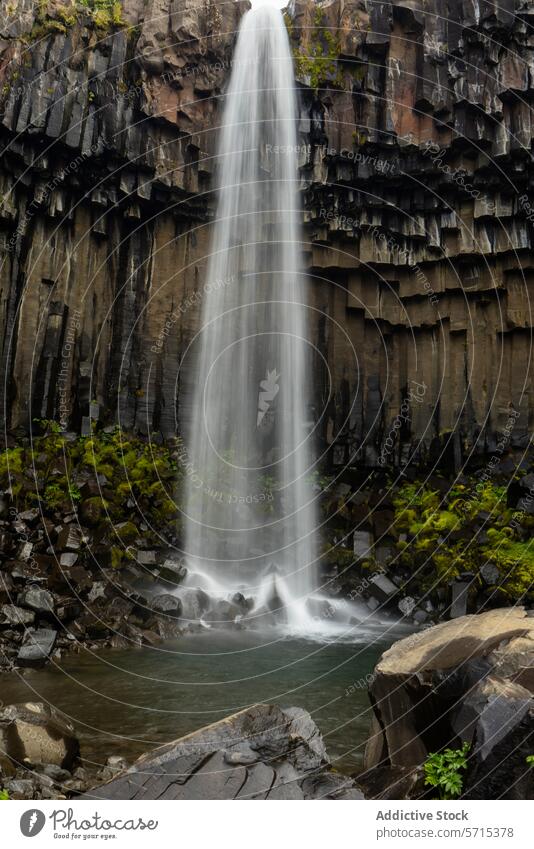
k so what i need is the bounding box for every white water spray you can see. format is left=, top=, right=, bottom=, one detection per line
left=182, top=5, right=385, bottom=638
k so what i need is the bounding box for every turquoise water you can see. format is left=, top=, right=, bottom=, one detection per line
left=1, top=630, right=393, bottom=774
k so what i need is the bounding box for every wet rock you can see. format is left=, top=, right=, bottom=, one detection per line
left=136, top=550, right=157, bottom=566
left=480, top=562, right=500, bottom=585
left=0, top=703, right=79, bottom=770
left=89, top=704, right=364, bottom=800
left=178, top=588, right=210, bottom=621
left=0, top=604, right=35, bottom=627
left=453, top=677, right=534, bottom=800
left=368, top=573, right=398, bottom=603
left=59, top=552, right=78, bottom=568
left=158, top=558, right=187, bottom=585
left=56, top=526, right=83, bottom=552
left=358, top=765, right=426, bottom=800
left=353, top=531, right=372, bottom=560
left=18, top=587, right=55, bottom=615
left=204, top=600, right=241, bottom=624
left=17, top=629, right=57, bottom=667
left=398, top=596, right=416, bottom=617
left=449, top=580, right=472, bottom=618
left=151, top=594, right=182, bottom=618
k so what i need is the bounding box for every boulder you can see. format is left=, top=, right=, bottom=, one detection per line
left=17, top=629, right=57, bottom=667
left=0, top=703, right=79, bottom=770
left=18, top=587, right=55, bottom=615
left=151, top=594, right=182, bottom=618
left=0, top=604, right=35, bottom=626
left=178, top=588, right=210, bottom=621
left=89, top=704, right=364, bottom=800
left=158, top=558, right=187, bottom=585
left=451, top=676, right=534, bottom=800
left=56, top=526, right=83, bottom=552
left=365, top=607, right=534, bottom=775
left=204, top=599, right=241, bottom=624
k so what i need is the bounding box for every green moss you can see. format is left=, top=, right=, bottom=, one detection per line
left=286, top=8, right=343, bottom=92
left=27, top=1, right=125, bottom=42
left=392, top=479, right=534, bottom=602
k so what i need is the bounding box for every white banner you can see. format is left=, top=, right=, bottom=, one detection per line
left=1, top=800, right=531, bottom=848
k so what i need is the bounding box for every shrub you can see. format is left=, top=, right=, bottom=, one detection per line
left=424, top=743, right=470, bottom=800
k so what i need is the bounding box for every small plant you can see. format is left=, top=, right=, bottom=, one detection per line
left=526, top=755, right=534, bottom=768
left=0, top=789, right=9, bottom=800
left=424, top=742, right=470, bottom=800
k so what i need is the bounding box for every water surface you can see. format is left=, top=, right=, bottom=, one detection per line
left=1, top=630, right=392, bottom=774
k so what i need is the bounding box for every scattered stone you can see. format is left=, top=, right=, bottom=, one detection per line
left=368, top=573, right=398, bottom=603
left=18, top=587, right=55, bottom=615
left=60, top=552, right=78, bottom=568
left=151, top=594, right=182, bottom=618
left=136, top=550, right=157, bottom=566
left=17, top=629, right=57, bottom=667
left=0, top=703, right=79, bottom=770
left=398, top=596, right=416, bottom=617
left=480, top=562, right=500, bottom=585
left=158, top=559, right=187, bottom=585
left=0, top=604, right=35, bottom=626
left=353, top=530, right=372, bottom=560
left=56, top=526, right=83, bottom=552
left=450, top=580, right=471, bottom=618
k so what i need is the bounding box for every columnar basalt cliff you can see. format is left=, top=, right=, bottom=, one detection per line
left=1, top=0, right=533, bottom=469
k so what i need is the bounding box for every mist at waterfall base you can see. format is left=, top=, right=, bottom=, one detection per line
left=180, top=5, right=387, bottom=641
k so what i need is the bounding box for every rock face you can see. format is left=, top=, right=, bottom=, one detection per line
left=0, top=702, right=79, bottom=771
left=363, top=607, right=534, bottom=799
left=0, top=0, right=532, bottom=464
left=89, top=703, right=364, bottom=800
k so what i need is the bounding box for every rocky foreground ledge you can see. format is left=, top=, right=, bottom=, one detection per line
left=361, top=607, right=534, bottom=800
left=88, top=704, right=363, bottom=801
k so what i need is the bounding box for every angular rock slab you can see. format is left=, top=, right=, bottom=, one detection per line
left=89, top=704, right=364, bottom=800
left=364, top=607, right=534, bottom=770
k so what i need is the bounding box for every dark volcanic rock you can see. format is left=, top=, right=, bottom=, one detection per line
left=18, top=587, right=55, bottom=615
left=89, top=704, right=364, bottom=800
left=362, top=607, right=534, bottom=799
left=17, top=629, right=57, bottom=667
left=150, top=594, right=182, bottom=618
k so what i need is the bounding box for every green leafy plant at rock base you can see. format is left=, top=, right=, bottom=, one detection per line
left=424, top=743, right=470, bottom=800
left=526, top=755, right=534, bottom=768
left=0, top=789, right=9, bottom=800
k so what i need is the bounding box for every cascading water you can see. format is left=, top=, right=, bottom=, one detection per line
left=181, top=3, right=388, bottom=638
left=183, top=2, right=317, bottom=631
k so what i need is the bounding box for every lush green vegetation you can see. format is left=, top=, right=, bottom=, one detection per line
left=0, top=421, right=181, bottom=545
left=0, top=789, right=9, bottom=800
left=285, top=8, right=343, bottom=91
left=29, top=0, right=125, bottom=40
left=424, top=743, right=470, bottom=800
left=392, top=479, right=534, bottom=602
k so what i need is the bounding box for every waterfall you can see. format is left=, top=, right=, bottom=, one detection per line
left=183, top=3, right=319, bottom=631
